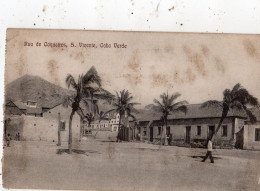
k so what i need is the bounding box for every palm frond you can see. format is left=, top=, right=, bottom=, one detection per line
left=231, top=83, right=242, bottom=94
left=168, top=92, right=181, bottom=104
left=171, top=100, right=189, bottom=110
left=236, top=88, right=259, bottom=107
left=153, top=99, right=163, bottom=108
left=82, top=66, right=102, bottom=87
left=81, top=99, right=90, bottom=111
left=65, top=74, right=78, bottom=90
left=127, top=112, right=137, bottom=121
left=244, top=106, right=257, bottom=123
left=172, top=105, right=188, bottom=114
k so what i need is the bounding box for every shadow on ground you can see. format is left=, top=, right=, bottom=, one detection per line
left=135, top=147, right=168, bottom=152
left=98, top=140, right=117, bottom=143
left=191, top=155, right=222, bottom=160
left=56, top=149, right=101, bottom=155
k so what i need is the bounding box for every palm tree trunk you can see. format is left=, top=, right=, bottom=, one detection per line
left=117, top=114, right=122, bottom=142
left=164, top=118, right=168, bottom=146
left=212, top=113, right=227, bottom=140
left=160, top=118, right=165, bottom=145
left=68, top=110, right=75, bottom=154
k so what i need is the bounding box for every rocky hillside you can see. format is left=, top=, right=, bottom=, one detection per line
left=5, top=75, right=73, bottom=108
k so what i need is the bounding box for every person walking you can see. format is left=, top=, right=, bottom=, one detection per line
left=201, top=137, right=214, bottom=163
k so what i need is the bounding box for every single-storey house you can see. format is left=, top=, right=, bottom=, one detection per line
left=242, top=108, right=260, bottom=150
left=5, top=100, right=82, bottom=144
left=136, top=104, right=247, bottom=148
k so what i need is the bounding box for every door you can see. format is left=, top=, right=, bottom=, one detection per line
left=150, top=126, right=153, bottom=142
left=166, top=126, right=171, bottom=136
left=185, top=126, right=191, bottom=144
left=208, top=126, right=215, bottom=138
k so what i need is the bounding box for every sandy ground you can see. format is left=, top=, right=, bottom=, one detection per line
left=2, top=135, right=260, bottom=191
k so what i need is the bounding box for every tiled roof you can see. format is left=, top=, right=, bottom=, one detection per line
left=13, top=101, right=27, bottom=110
left=137, top=104, right=247, bottom=122
left=26, top=107, right=43, bottom=115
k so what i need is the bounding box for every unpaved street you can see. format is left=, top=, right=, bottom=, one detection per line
left=3, top=138, right=260, bottom=191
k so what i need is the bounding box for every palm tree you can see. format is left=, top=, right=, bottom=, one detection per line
left=106, top=89, right=139, bottom=142
left=97, top=111, right=107, bottom=123
left=201, top=83, right=259, bottom=140
left=64, top=66, right=113, bottom=153
left=85, top=113, right=95, bottom=127
left=147, top=92, right=188, bottom=145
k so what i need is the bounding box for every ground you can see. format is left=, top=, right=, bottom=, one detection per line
left=2, top=132, right=260, bottom=191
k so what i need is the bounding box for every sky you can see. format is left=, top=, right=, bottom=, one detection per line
left=5, top=29, right=260, bottom=107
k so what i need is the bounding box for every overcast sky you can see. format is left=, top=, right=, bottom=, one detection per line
left=5, top=29, right=260, bottom=107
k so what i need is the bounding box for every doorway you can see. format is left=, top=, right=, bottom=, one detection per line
left=150, top=126, right=153, bottom=142
left=185, top=126, right=191, bottom=144
left=208, top=126, right=215, bottom=139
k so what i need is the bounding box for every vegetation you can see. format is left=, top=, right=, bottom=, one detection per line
left=85, top=113, right=95, bottom=127
left=146, top=92, right=188, bottom=145
left=97, top=111, right=107, bottom=123
left=106, top=89, right=139, bottom=142
left=64, top=66, right=113, bottom=153
left=201, top=83, right=259, bottom=140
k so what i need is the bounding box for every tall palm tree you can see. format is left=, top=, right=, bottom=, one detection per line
left=65, top=66, right=113, bottom=153
left=147, top=92, right=188, bottom=145
left=106, top=90, right=139, bottom=142
left=201, top=83, right=259, bottom=140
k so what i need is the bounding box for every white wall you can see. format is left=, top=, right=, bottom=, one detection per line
left=244, top=124, right=260, bottom=150
left=22, top=105, right=81, bottom=143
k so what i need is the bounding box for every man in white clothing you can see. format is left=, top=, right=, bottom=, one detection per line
left=201, top=137, right=214, bottom=163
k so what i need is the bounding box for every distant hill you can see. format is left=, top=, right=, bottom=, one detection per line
left=4, top=74, right=147, bottom=119
left=5, top=75, right=73, bottom=108
left=5, top=75, right=117, bottom=114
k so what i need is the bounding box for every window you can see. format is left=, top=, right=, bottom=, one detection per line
left=222, top=125, right=227, bottom=137
left=60, top=121, right=66, bottom=131
left=27, top=101, right=37, bottom=108
left=84, top=130, right=92, bottom=135
left=143, top=131, right=147, bottom=136
left=158, top=127, right=161, bottom=135
left=197, top=126, right=201, bottom=136
left=255, top=129, right=260, bottom=141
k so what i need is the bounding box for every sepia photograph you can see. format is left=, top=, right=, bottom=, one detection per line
left=3, top=28, right=260, bottom=191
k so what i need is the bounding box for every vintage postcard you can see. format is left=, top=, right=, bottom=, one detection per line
left=3, top=28, right=260, bottom=190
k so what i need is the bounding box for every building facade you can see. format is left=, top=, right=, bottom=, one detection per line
left=137, top=104, right=247, bottom=148
left=5, top=101, right=82, bottom=144
left=242, top=108, right=260, bottom=150
left=82, top=113, right=120, bottom=135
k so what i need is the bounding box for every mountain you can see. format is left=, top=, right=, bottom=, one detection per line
left=5, top=74, right=142, bottom=118
left=5, top=75, right=73, bottom=108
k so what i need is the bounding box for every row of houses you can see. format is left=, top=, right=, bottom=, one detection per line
left=135, top=104, right=260, bottom=150
left=5, top=99, right=120, bottom=143
left=4, top=100, right=260, bottom=150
